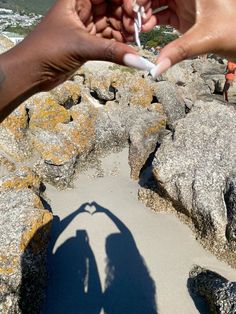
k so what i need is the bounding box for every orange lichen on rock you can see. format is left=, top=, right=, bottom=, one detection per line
left=0, top=167, right=41, bottom=192
left=51, top=81, right=82, bottom=104
left=20, top=211, right=53, bottom=253
left=144, top=118, right=167, bottom=137
left=32, top=135, right=77, bottom=165
left=61, top=106, right=98, bottom=155
left=0, top=155, right=16, bottom=172
left=1, top=104, right=28, bottom=140
left=29, top=97, right=70, bottom=131
left=129, top=77, right=154, bottom=107
left=0, top=256, right=18, bottom=275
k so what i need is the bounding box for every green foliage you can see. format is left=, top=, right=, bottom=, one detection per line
left=140, top=26, right=179, bottom=48
left=5, top=23, right=36, bottom=35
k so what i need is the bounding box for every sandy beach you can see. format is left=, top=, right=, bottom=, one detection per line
left=43, top=149, right=236, bottom=314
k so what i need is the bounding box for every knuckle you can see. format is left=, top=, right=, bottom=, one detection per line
left=104, top=41, right=118, bottom=62
left=175, top=43, right=189, bottom=61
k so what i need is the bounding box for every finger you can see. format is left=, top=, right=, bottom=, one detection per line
left=94, top=16, right=109, bottom=32
left=108, top=3, right=122, bottom=19
left=123, top=5, right=152, bottom=33
left=102, top=27, right=113, bottom=39
left=150, top=24, right=218, bottom=78
left=76, top=30, right=155, bottom=71
left=92, top=2, right=107, bottom=16
left=76, top=0, right=92, bottom=24
left=109, top=17, right=122, bottom=31
left=123, top=0, right=149, bottom=17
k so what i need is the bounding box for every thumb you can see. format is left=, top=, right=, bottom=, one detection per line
left=77, top=31, right=156, bottom=71
left=150, top=24, right=217, bottom=78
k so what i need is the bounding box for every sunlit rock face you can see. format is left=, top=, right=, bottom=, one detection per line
left=1, top=49, right=235, bottom=313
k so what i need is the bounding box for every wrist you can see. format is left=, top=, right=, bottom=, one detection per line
left=0, top=43, right=42, bottom=121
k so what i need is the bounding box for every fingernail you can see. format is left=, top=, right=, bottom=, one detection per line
left=123, top=53, right=156, bottom=71
left=150, top=58, right=172, bottom=79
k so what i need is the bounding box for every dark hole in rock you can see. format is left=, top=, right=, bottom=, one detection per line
left=90, top=90, right=107, bottom=105
left=176, top=81, right=186, bottom=87
left=185, top=106, right=191, bottom=114
left=139, top=143, right=160, bottom=189
left=25, top=107, right=30, bottom=125
left=151, top=96, right=159, bottom=104
left=224, top=179, right=236, bottom=245
left=61, top=96, right=82, bottom=110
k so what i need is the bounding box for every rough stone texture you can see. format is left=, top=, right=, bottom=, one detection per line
left=94, top=101, right=167, bottom=179
left=50, top=80, right=82, bottom=108
left=28, top=96, right=71, bottom=131
left=0, top=170, right=52, bottom=313
left=188, top=265, right=236, bottom=314
left=163, top=60, right=211, bottom=104
left=152, top=81, right=186, bottom=126
left=152, top=100, right=236, bottom=250
left=0, top=56, right=235, bottom=312
left=0, top=104, right=32, bottom=160
left=31, top=129, right=77, bottom=187
left=0, top=153, right=16, bottom=176
left=128, top=103, right=166, bottom=179
left=0, top=34, right=14, bottom=53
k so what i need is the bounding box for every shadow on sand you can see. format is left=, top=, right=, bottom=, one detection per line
left=42, top=202, right=158, bottom=314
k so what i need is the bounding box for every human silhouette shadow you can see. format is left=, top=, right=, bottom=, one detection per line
left=91, top=202, right=158, bottom=314
left=44, top=203, right=102, bottom=314
left=20, top=202, right=157, bottom=313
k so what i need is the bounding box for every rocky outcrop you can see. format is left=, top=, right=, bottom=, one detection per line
left=0, top=53, right=233, bottom=313
left=0, top=34, right=13, bottom=54
left=20, top=62, right=168, bottom=185
left=188, top=266, right=236, bottom=314
left=0, top=168, right=52, bottom=313
left=0, top=105, right=32, bottom=161
left=152, top=81, right=186, bottom=127
left=140, top=100, right=236, bottom=262
left=162, top=59, right=211, bottom=106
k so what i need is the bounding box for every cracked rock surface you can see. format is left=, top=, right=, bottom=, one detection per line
left=188, top=265, right=236, bottom=314
left=145, top=101, right=236, bottom=262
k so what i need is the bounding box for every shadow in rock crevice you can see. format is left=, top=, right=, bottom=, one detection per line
left=43, top=202, right=158, bottom=314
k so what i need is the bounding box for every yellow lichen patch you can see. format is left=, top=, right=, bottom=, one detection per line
left=20, top=211, right=53, bottom=253
left=88, top=75, right=112, bottom=93
left=1, top=104, right=28, bottom=140
left=151, top=103, right=165, bottom=114
left=144, top=118, right=166, bottom=137
left=63, top=106, right=97, bottom=155
left=32, top=135, right=76, bottom=165
left=129, top=78, right=154, bottom=107
left=29, top=97, right=70, bottom=131
left=51, top=81, right=81, bottom=104
left=33, top=195, right=44, bottom=210
left=0, top=156, right=16, bottom=172
left=1, top=167, right=41, bottom=192
left=0, top=256, right=18, bottom=275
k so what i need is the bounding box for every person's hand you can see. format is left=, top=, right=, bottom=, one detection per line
left=12, top=0, right=145, bottom=92
left=124, top=0, right=236, bottom=77
left=1, top=0, right=158, bottom=121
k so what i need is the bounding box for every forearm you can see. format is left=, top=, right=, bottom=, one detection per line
left=0, top=44, right=41, bottom=122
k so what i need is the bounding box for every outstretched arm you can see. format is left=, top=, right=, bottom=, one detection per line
left=0, top=0, right=146, bottom=122
left=91, top=202, right=132, bottom=236
left=50, top=203, right=90, bottom=250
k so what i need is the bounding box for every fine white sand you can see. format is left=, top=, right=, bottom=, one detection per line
left=43, top=149, right=236, bottom=314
